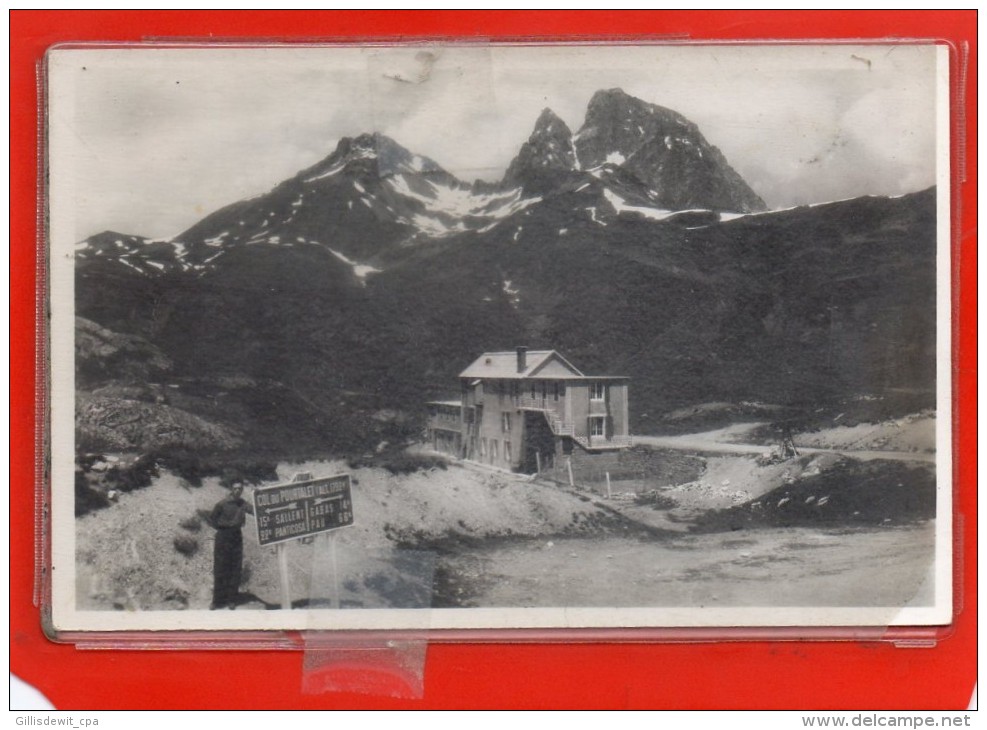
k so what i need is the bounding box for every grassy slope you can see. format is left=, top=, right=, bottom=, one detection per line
left=75, top=189, right=938, bottom=462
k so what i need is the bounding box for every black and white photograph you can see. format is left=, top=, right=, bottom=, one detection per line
left=47, top=43, right=951, bottom=633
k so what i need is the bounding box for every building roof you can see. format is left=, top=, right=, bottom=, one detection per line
left=459, top=350, right=589, bottom=380
left=459, top=350, right=579, bottom=379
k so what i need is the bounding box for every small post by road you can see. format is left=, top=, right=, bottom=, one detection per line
left=567, top=458, right=574, bottom=487
left=329, top=532, right=340, bottom=610
left=535, top=451, right=542, bottom=474
left=605, top=471, right=612, bottom=499
left=277, top=543, right=291, bottom=610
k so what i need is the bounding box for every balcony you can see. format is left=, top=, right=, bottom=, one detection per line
left=517, top=396, right=550, bottom=410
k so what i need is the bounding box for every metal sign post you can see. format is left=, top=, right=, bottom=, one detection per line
left=252, top=473, right=355, bottom=610
left=329, top=532, right=340, bottom=610
left=276, top=543, right=292, bottom=610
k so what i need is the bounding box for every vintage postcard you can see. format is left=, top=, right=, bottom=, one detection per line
left=47, top=43, right=952, bottom=634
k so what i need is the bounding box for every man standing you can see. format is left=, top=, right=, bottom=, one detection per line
left=209, top=483, right=254, bottom=609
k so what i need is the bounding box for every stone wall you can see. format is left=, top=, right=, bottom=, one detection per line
left=543, top=444, right=705, bottom=492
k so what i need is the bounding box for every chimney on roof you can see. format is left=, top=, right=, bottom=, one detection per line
left=516, top=346, right=527, bottom=373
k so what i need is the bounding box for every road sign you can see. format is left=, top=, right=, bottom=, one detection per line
left=253, top=474, right=353, bottom=547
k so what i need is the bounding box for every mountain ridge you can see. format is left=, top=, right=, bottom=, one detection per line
left=72, top=89, right=938, bottom=460
left=122, top=89, right=769, bottom=265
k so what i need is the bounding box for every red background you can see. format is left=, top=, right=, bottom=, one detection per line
left=10, top=11, right=977, bottom=710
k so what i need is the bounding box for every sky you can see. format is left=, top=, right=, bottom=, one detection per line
left=48, top=44, right=944, bottom=240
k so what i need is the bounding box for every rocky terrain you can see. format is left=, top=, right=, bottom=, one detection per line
left=75, top=427, right=937, bottom=612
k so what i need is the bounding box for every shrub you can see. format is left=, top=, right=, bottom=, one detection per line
left=162, top=586, right=190, bottom=607
left=349, top=453, right=448, bottom=475
left=173, top=535, right=199, bottom=557
left=105, top=453, right=159, bottom=492
left=178, top=515, right=202, bottom=532
left=75, top=470, right=109, bottom=516
left=218, top=461, right=279, bottom=488
left=152, top=446, right=206, bottom=486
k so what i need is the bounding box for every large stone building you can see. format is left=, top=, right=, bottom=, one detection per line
left=426, top=347, right=630, bottom=472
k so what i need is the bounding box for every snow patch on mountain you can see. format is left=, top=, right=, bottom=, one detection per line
left=388, top=175, right=531, bottom=220
left=246, top=229, right=271, bottom=244
left=571, top=138, right=582, bottom=170
left=408, top=213, right=451, bottom=236
left=502, top=280, right=520, bottom=309
left=720, top=204, right=800, bottom=223
left=718, top=212, right=747, bottom=222
left=302, top=160, right=347, bottom=184
left=388, top=175, right=471, bottom=216
left=117, top=258, right=145, bottom=275
left=601, top=188, right=675, bottom=221
left=326, top=247, right=382, bottom=284
left=385, top=175, right=542, bottom=237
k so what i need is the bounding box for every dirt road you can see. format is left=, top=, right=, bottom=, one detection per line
left=440, top=522, right=936, bottom=611
left=633, top=432, right=935, bottom=463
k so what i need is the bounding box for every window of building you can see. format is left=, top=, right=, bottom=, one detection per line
left=480, top=438, right=487, bottom=458
left=502, top=412, right=512, bottom=432
left=590, top=382, right=606, bottom=401
left=590, top=417, right=606, bottom=437
left=504, top=441, right=512, bottom=464
left=553, top=382, right=560, bottom=401
left=491, top=440, right=499, bottom=463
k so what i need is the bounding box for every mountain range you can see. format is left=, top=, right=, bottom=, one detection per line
left=74, top=88, right=937, bottom=458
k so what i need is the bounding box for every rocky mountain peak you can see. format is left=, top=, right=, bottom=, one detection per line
left=577, top=88, right=693, bottom=162
left=532, top=107, right=570, bottom=136
left=575, top=88, right=766, bottom=213
left=298, top=132, right=446, bottom=183
left=502, top=107, right=578, bottom=195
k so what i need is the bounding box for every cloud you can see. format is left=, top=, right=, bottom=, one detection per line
left=55, top=45, right=941, bottom=238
